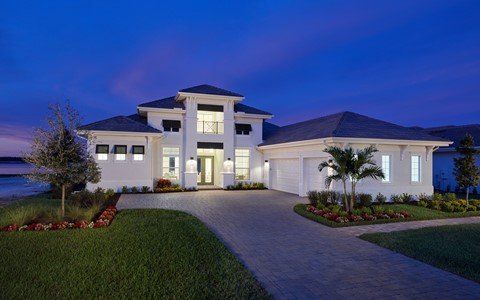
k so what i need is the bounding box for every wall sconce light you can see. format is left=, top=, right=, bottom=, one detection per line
left=223, top=159, right=234, bottom=173
left=227, top=158, right=231, bottom=160
left=190, top=157, right=194, bottom=160
left=186, top=158, right=197, bottom=173
left=265, top=160, right=269, bottom=163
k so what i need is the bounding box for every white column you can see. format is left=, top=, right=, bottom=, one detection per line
left=183, top=96, right=198, bottom=189
left=221, top=100, right=235, bottom=188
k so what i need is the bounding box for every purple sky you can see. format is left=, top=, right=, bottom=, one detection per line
left=1, top=0, right=479, bottom=156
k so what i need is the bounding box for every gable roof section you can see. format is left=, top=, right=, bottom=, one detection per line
left=424, top=124, right=480, bottom=147
left=261, top=111, right=448, bottom=146
left=79, top=115, right=160, bottom=133
left=179, top=84, right=243, bottom=97
left=138, top=96, right=272, bottom=115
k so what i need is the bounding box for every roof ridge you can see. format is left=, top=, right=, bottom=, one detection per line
left=331, top=111, right=350, bottom=136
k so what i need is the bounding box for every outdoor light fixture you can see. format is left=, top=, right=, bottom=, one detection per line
left=227, top=157, right=231, bottom=160
left=190, top=157, right=193, bottom=160
left=223, top=159, right=234, bottom=173
left=186, top=158, right=197, bottom=173
left=265, top=160, right=269, bottom=162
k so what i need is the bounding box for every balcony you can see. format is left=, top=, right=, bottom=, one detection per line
left=197, top=121, right=224, bottom=134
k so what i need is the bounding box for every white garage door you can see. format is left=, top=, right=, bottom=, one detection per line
left=270, top=158, right=299, bottom=194
left=304, top=157, right=327, bottom=193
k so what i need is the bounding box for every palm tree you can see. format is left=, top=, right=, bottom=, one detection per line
left=318, top=146, right=354, bottom=211
left=319, top=145, right=384, bottom=212
left=348, top=145, right=385, bottom=210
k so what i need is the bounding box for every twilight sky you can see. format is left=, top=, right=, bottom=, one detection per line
left=1, top=0, right=479, bottom=156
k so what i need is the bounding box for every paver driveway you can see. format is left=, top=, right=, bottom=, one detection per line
left=118, top=190, right=480, bottom=299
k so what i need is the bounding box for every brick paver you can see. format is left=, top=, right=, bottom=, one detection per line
left=118, top=190, right=480, bottom=299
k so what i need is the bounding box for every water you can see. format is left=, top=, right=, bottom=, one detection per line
left=0, top=162, right=49, bottom=202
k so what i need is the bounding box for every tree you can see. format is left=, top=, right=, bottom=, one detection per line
left=23, top=103, right=101, bottom=217
left=319, top=146, right=355, bottom=211
left=319, top=145, right=384, bottom=212
left=453, top=134, right=480, bottom=201
left=348, top=145, right=385, bottom=210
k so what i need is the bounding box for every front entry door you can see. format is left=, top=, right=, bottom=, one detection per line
left=197, top=156, right=214, bottom=185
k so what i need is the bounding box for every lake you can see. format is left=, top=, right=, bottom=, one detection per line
left=0, top=162, right=49, bottom=203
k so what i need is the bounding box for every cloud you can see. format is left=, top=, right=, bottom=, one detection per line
left=0, top=123, right=34, bottom=156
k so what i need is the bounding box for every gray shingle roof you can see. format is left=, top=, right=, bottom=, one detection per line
left=179, top=84, right=243, bottom=97
left=261, top=111, right=448, bottom=146
left=138, top=96, right=272, bottom=115
left=263, top=121, right=280, bottom=139
left=424, top=124, right=480, bottom=147
left=79, top=115, right=160, bottom=133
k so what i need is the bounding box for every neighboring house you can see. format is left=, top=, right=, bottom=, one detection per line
left=423, top=124, right=480, bottom=193
left=79, top=84, right=450, bottom=197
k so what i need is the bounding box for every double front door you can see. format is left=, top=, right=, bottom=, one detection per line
left=197, top=156, right=214, bottom=185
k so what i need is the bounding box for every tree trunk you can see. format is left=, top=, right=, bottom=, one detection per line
left=466, top=187, right=470, bottom=202
left=342, top=180, right=348, bottom=212
left=350, top=182, right=356, bottom=212
left=61, top=184, right=66, bottom=218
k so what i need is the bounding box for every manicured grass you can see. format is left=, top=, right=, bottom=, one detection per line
left=360, top=224, right=480, bottom=283
left=0, top=209, right=269, bottom=299
left=294, top=203, right=480, bottom=227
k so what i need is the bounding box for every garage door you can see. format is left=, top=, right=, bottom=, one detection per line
left=270, top=158, right=299, bottom=194
left=304, top=157, right=327, bottom=193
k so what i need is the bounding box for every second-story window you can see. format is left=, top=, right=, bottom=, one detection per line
left=197, top=104, right=224, bottom=134
left=162, top=120, right=181, bottom=132
left=235, top=123, right=252, bottom=135
left=132, top=145, right=145, bottom=161
left=96, top=145, right=109, bottom=161
left=114, top=145, right=127, bottom=161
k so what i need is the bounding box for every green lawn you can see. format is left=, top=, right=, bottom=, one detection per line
left=294, top=203, right=480, bottom=227
left=361, top=224, right=480, bottom=283
left=0, top=208, right=269, bottom=299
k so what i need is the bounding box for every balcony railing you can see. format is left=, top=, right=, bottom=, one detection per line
left=197, top=121, right=224, bottom=134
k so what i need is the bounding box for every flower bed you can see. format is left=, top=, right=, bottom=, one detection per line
left=305, top=204, right=410, bottom=224
left=226, top=182, right=266, bottom=190
left=0, top=205, right=117, bottom=232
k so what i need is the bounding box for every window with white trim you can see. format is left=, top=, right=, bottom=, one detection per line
left=114, top=145, right=127, bottom=161
left=381, top=155, right=391, bottom=182
left=411, top=155, right=421, bottom=182
left=96, top=144, right=109, bottom=161
left=235, top=149, right=250, bottom=180
left=132, top=145, right=145, bottom=161
left=162, top=147, right=180, bottom=180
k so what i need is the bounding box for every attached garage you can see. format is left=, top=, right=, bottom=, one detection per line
left=270, top=158, right=299, bottom=194
left=304, top=157, right=327, bottom=194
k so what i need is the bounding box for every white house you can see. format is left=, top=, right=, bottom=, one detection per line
left=79, top=84, right=451, bottom=197
left=423, top=124, right=480, bottom=193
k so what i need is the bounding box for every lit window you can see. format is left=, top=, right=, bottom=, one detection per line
left=411, top=155, right=421, bottom=182
left=132, top=145, right=145, bottom=161
left=235, top=149, right=250, bottom=180
left=381, top=155, right=391, bottom=182
left=114, top=145, right=127, bottom=161
left=163, top=147, right=180, bottom=180
left=95, top=144, right=109, bottom=161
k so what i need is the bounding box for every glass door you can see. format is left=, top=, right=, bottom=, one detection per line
left=197, top=156, right=214, bottom=185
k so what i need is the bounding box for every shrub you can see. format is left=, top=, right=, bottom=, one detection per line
left=444, top=193, right=457, bottom=202
left=105, top=188, right=115, bottom=198
left=352, top=209, right=362, bottom=216
left=440, top=202, right=454, bottom=212
left=372, top=205, right=384, bottom=214
left=65, top=204, right=100, bottom=222
left=308, top=191, right=339, bottom=206
left=361, top=207, right=372, bottom=215
left=68, top=189, right=108, bottom=208
left=338, top=210, right=348, bottom=218
left=141, top=186, right=151, bottom=193
left=390, top=194, right=402, bottom=203
left=467, top=205, right=477, bottom=212
left=417, top=193, right=431, bottom=202
left=453, top=205, right=467, bottom=213
left=375, top=193, right=387, bottom=204
left=417, top=200, right=428, bottom=207
left=400, top=193, right=414, bottom=203
left=357, top=193, right=372, bottom=208
left=329, top=204, right=342, bottom=214
left=316, top=203, right=326, bottom=210
left=2, top=206, right=39, bottom=227
left=156, top=179, right=172, bottom=189
left=121, top=186, right=129, bottom=194
left=428, top=200, right=441, bottom=210
left=131, top=186, right=139, bottom=193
